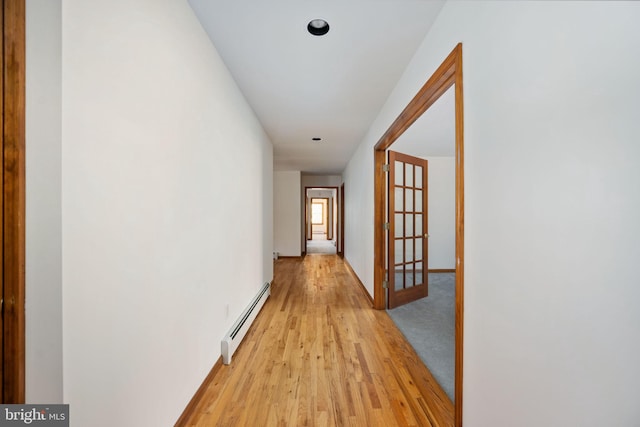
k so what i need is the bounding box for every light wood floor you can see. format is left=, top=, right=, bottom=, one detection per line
left=181, top=255, right=453, bottom=426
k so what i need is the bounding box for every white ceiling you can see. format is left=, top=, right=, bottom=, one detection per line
left=188, top=0, right=446, bottom=174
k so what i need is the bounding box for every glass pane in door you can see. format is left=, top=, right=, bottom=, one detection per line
left=406, top=214, right=414, bottom=237
left=395, top=161, right=404, bottom=186
left=395, top=188, right=404, bottom=212
left=395, top=239, right=404, bottom=265
left=405, top=238, right=414, bottom=262
left=416, top=190, right=423, bottom=211
left=405, top=163, right=414, bottom=187
left=416, top=237, right=423, bottom=261
left=415, top=261, right=423, bottom=286
left=405, top=189, right=413, bottom=212
left=395, top=266, right=404, bottom=290
left=394, top=213, right=403, bottom=238
left=406, top=262, right=415, bottom=288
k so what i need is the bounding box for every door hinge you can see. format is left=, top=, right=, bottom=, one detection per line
left=382, top=280, right=389, bottom=289
left=382, top=164, right=390, bottom=172
left=383, top=222, right=390, bottom=230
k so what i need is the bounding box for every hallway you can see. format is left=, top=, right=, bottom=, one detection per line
left=182, top=256, right=453, bottom=426
left=306, top=239, right=337, bottom=255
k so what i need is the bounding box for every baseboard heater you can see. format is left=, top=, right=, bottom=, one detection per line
left=221, top=281, right=271, bottom=365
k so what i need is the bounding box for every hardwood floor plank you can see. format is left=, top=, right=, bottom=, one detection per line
left=181, top=255, right=453, bottom=427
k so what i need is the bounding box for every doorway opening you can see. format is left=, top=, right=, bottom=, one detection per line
left=385, top=84, right=457, bottom=402
left=373, top=43, right=464, bottom=426
left=304, top=187, right=340, bottom=255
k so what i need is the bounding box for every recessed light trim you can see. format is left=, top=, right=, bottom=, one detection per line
left=307, top=19, right=330, bottom=36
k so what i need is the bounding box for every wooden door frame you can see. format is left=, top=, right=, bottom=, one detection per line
left=310, top=197, right=329, bottom=237
left=338, top=183, right=344, bottom=257
left=327, top=198, right=333, bottom=240
left=373, top=43, right=464, bottom=426
left=1, top=0, right=26, bottom=404
left=303, top=186, right=339, bottom=253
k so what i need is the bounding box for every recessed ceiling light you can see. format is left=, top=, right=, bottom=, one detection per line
left=312, top=137, right=322, bottom=142
left=307, top=19, right=330, bottom=36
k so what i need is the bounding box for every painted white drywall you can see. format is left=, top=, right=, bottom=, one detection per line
left=386, top=154, right=456, bottom=270
left=343, top=2, right=640, bottom=426
left=25, top=0, right=63, bottom=404
left=262, top=141, right=274, bottom=282
left=301, top=174, right=342, bottom=188
left=426, top=157, right=455, bottom=270
left=61, top=1, right=273, bottom=425
left=307, top=189, right=335, bottom=198
left=343, top=143, right=375, bottom=292
left=274, top=171, right=302, bottom=257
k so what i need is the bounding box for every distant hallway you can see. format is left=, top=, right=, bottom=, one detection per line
left=181, top=256, right=452, bottom=426
left=306, top=238, right=337, bottom=255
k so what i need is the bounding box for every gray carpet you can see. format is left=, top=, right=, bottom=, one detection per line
left=387, top=273, right=455, bottom=401
left=306, top=240, right=337, bottom=255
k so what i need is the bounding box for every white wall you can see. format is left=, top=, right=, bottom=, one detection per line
left=61, top=1, right=273, bottom=425
left=343, top=2, right=640, bottom=426
left=426, top=157, right=455, bottom=270
left=274, top=171, right=301, bottom=256
left=343, top=142, right=375, bottom=293
left=25, top=0, right=63, bottom=403
left=301, top=174, right=342, bottom=188
left=262, top=139, right=274, bottom=281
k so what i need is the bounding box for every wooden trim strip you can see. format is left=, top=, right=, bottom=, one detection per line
left=453, top=44, right=465, bottom=427
left=391, top=269, right=454, bottom=274
left=339, top=183, right=344, bottom=257
left=373, top=148, right=386, bottom=310
left=2, top=0, right=26, bottom=404
left=174, top=356, right=224, bottom=427
left=343, top=259, right=374, bottom=307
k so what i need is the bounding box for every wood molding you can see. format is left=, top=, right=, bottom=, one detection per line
left=392, top=269, right=456, bottom=274
left=453, top=45, right=465, bottom=427
left=2, top=0, right=25, bottom=404
left=339, top=183, right=344, bottom=257
left=343, top=259, right=373, bottom=307
left=327, top=197, right=333, bottom=240
left=174, top=356, right=224, bottom=427
left=373, top=147, right=386, bottom=310
left=373, top=43, right=464, bottom=427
